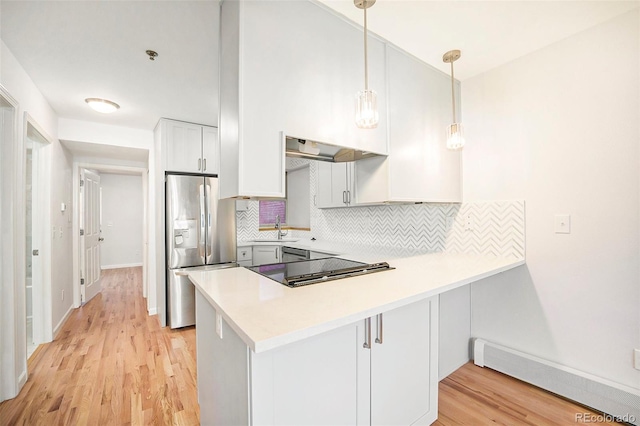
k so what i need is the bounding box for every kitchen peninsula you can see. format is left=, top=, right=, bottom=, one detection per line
left=188, top=241, right=524, bottom=425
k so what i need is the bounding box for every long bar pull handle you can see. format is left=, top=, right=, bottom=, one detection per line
left=347, top=190, right=351, bottom=205
left=203, top=158, right=207, bottom=171
left=363, top=317, right=371, bottom=349
left=343, top=190, right=347, bottom=204
left=198, top=158, right=202, bottom=171
left=275, top=247, right=279, bottom=260
left=375, top=313, right=383, bottom=344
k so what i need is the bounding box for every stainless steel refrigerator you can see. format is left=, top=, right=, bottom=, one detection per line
left=166, top=174, right=236, bottom=329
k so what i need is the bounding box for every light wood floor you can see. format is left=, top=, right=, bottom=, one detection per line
left=0, top=267, right=615, bottom=425
left=0, top=267, right=198, bottom=425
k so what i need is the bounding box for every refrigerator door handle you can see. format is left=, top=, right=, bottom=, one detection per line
left=199, top=183, right=206, bottom=263
left=205, top=182, right=213, bottom=264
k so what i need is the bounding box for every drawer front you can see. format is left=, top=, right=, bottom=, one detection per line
left=237, top=247, right=253, bottom=261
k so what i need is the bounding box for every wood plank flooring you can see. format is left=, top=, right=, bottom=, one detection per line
left=1, top=267, right=616, bottom=425
left=0, top=267, right=198, bottom=425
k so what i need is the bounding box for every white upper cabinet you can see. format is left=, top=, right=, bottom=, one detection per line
left=160, top=119, right=220, bottom=175
left=220, top=0, right=387, bottom=199
left=165, top=120, right=202, bottom=173
left=316, top=162, right=355, bottom=208
left=201, top=126, right=220, bottom=175
left=356, top=45, right=462, bottom=203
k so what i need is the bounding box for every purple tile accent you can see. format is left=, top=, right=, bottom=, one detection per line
left=259, top=200, right=286, bottom=225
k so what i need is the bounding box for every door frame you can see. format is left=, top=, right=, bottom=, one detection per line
left=24, top=113, right=54, bottom=347
left=0, top=84, right=21, bottom=402
left=72, top=163, right=148, bottom=308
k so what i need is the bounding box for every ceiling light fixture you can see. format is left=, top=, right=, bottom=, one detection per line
left=85, top=98, right=120, bottom=114
left=443, top=49, right=464, bottom=150
left=354, top=0, right=378, bottom=129
left=146, top=50, right=158, bottom=61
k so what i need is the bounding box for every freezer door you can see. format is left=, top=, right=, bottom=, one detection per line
left=166, top=175, right=206, bottom=268
left=205, top=177, right=237, bottom=264
left=167, top=269, right=196, bottom=329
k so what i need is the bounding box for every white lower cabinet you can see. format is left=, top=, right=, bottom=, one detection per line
left=252, top=245, right=281, bottom=265
left=196, top=292, right=439, bottom=425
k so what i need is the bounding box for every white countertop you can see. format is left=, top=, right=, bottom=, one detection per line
left=189, top=249, right=525, bottom=353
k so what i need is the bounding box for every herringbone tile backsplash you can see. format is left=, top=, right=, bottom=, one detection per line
left=237, top=160, right=525, bottom=259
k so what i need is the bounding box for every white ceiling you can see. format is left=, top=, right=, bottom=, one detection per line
left=319, top=0, right=639, bottom=80
left=60, top=139, right=149, bottom=164
left=1, top=0, right=219, bottom=130
left=2, top=0, right=638, bottom=133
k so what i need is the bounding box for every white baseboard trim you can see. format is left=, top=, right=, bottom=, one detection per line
left=101, top=263, right=143, bottom=270
left=53, top=305, right=75, bottom=339
left=474, top=339, right=640, bottom=424
left=148, top=307, right=157, bottom=316
left=18, top=370, right=27, bottom=392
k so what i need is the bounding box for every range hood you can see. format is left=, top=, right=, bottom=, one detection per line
left=285, top=136, right=385, bottom=163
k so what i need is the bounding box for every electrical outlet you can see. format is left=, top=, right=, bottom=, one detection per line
left=634, top=349, right=640, bottom=370
left=61, top=289, right=64, bottom=301
left=58, top=226, right=63, bottom=238
left=52, top=226, right=57, bottom=239
left=465, top=215, right=474, bottom=231
left=215, top=312, right=223, bottom=338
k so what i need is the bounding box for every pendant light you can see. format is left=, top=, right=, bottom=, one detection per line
left=443, top=49, right=464, bottom=150
left=354, top=0, right=378, bottom=129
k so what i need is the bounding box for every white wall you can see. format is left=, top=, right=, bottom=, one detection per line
left=100, top=174, right=143, bottom=268
left=286, top=166, right=310, bottom=229
left=0, top=40, right=72, bottom=400
left=463, top=10, right=639, bottom=389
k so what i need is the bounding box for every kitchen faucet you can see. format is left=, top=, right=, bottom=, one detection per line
left=275, top=215, right=288, bottom=240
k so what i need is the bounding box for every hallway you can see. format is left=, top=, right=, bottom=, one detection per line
left=0, top=267, right=199, bottom=425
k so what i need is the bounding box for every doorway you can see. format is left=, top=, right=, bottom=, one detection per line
left=24, top=116, right=53, bottom=357
left=72, top=163, right=147, bottom=307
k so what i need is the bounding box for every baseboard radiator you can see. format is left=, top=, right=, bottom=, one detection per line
left=474, top=339, right=640, bottom=425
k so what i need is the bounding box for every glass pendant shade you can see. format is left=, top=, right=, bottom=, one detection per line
left=355, top=89, right=379, bottom=129
left=446, top=123, right=465, bottom=150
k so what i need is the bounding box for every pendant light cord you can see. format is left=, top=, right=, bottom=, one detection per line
left=450, top=60, right=456, bottom=123
left=364, top=4, right=369, bottom=91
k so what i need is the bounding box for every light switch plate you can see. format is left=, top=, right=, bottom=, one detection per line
left=555, top=214, right=571, bottom=234
left=634, top=349, right=640, bottom=370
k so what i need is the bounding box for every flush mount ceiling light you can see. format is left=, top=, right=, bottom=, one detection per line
left=85, top=98, right=120, bottom=114
left=354, top=0, right=378, bottom=129
left=443, top=49, right=465, bottom=150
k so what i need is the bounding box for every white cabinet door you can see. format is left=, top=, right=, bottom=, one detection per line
left=386, top=45, right=461, bottom=202
left=251, top=321, right=370, bottom=426
left=252, top=245, right=281, bottom=265
left=317, top=162, right=354, bottom=208
left=166, top=120, right=203, bottom=173
left=370, top=297, right=439, bottom=426
left=202, top=126, right=219, bottom=175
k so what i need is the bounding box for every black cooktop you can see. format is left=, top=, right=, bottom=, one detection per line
left=247, top=257, right=393, bottom=288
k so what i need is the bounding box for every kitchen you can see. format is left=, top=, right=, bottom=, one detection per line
left=0, top=0, right=638, bottom=425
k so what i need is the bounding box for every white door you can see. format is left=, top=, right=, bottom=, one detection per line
left=80, top=169, right=102, bottom=304
left=202, top=126, right=219, bottom=174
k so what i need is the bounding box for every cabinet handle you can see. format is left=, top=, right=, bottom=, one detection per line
left=275, top=247, right=278, bottom=259
left=203, top=158, right=207, bottom=171
left=363, top=317, right=371, bottom=349
left=375, top=313, right=383, bottom=344
left=343, top=190, right=347, bottom=204
left=198, top=158, right=202, bottom=171
left=347, top=190, right=351, bottom=205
